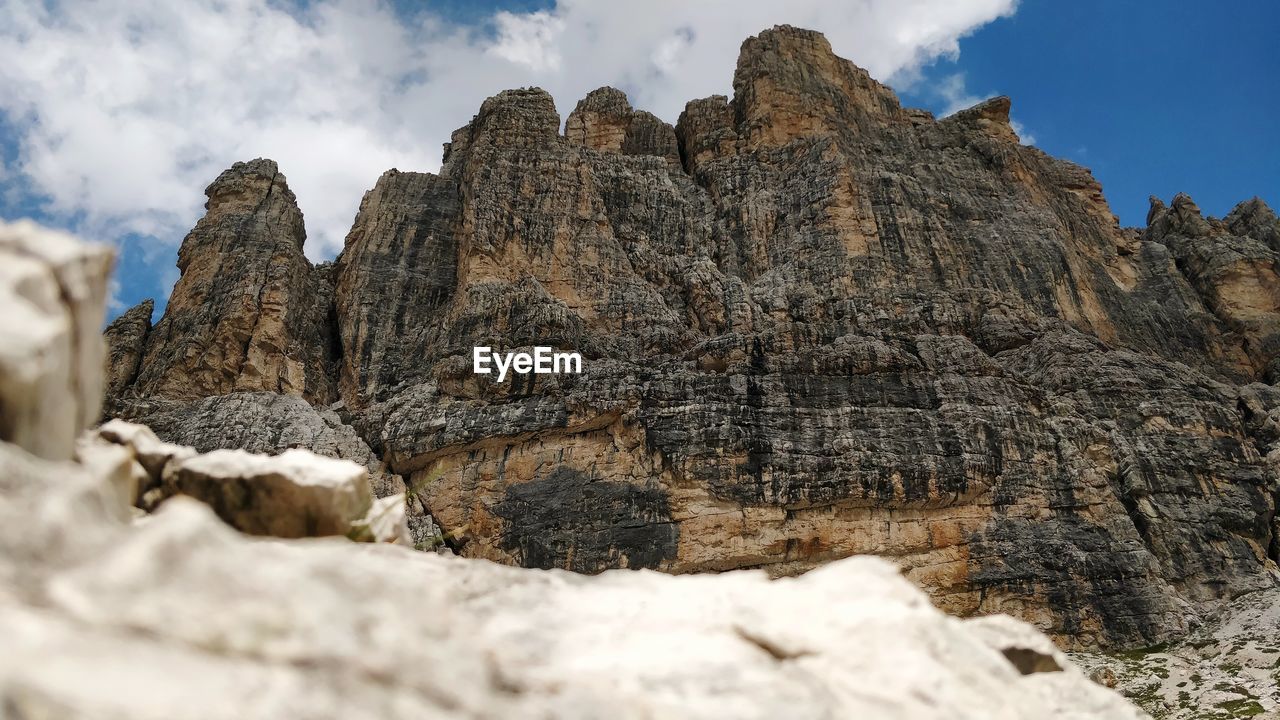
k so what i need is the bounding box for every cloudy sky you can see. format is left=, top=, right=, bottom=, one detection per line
left=0, top=0, right=1276, bottom=319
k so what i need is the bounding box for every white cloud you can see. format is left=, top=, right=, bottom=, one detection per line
left=488, top=11, right=564, bottom=71
left=935, top=73, right=985, bottom=116
left=106, top=276, right=125, bottom=315
left=1010, top=119, right=1037, bottom=146
left=0, top=0, right=1017, bottom=260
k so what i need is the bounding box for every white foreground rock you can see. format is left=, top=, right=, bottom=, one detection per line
left=0, top=219, right=112, bottom=460
left=161, top=447, right=373, bottom=538
left=87, top=420, right=383, bottom=541
left=0, top=436, right=1145, bottom=720
left=350, top=492, right=415, bottom=544
left=95, top=418, right=196, bottom=483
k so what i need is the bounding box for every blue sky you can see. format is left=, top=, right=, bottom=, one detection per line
left=0, top=0, right=1275, bottom=322
left=897, top=0, right=1279, bottom=231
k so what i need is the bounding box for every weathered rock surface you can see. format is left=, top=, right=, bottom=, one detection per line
left=127, top=159, right=336, bottom=404
left=1147, top=193, right=1280, bottom=382
left=114, top=392, right=395, bottom=492
left=95, top=417, right=196, bottom=485
left=565, top=86, right=681, bottom=164
left=86, top=418, right=423, bottom=544
left=1073, top=586, right=1280, bottom=719
left=108, top=391, right=447, bottom=548
left=102, top=297, right=152, bottom=400
left=102, top=25, right=1280, bottom=650
left=2, top=219, right=112, bottom=461
left=159, top=447, right=371, bottom=539
left=0, top=436, right=1145, bottom=719
left=0, top=217, right=1141, bottom=718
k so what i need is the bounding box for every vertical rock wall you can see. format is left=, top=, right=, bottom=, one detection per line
left=129, top=159, right=335, bottom=404
left=102, top=25, right=1280, bottom=649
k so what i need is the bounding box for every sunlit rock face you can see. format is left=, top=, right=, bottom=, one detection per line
left=0, top=216, right=1145, bottom=718
left=105, top=25, right=1280, bottom=649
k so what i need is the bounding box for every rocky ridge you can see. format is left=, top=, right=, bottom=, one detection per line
left=104, top=26, right=1280, bottom=651
left=0, top=217, right=1146, bottom=718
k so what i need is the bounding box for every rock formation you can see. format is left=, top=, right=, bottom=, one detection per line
left=2, top=217, right=1144, bottom=718
left=2, top=219, right=112, bottom=461
left=102, top=297, right=152, bottom=400
left=2, top=488, right=1146, bottom=719
left=125, top=159, right=336, bottom=404
left=104, top=25, right=1280, bottom=651
left=84, top=416, right=416, bottom=545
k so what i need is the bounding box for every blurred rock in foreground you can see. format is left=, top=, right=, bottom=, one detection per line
left=0, top=445, right=1145, bottom=719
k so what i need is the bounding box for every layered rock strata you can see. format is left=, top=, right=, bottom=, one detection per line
left=105, top=25, right=1280, bottom=649
left=1, top=225, right=1143, bottom=719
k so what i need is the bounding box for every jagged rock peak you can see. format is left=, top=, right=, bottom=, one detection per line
left=461, top=87, right=561, bottom=150
left=565, top=86, right=680, bottom=163
left=1145, top=195, right=1167, bottom=226
left=566, top=86, right=632, bottom=151
left=1227, top=196, right=1277, bottom=225
left=1171, top=191, right=1202, bottom=215
left=675, top=94, right=734, bottom=174
left=570, top=86, right=632, bottom=116
left=954, top=95, right=1013, bottom=123
left=732, top=24, right=904, bottom=145
left=943, top=96, right=1019, bottom=143
left=333, top=167, right=457, bottom=407
left=120, top=157, right=335, bottom=405
left=735, top=24, right=842, bottom=83
left=1146, top=192, right=1216, bottom=240
left=203, top=158, right=301, bottom=236
left=1226, top=196, right=1280, bottom=249
left=440, top=87, right=562, bottom=173
left=103, top=298, right=153, bottom=400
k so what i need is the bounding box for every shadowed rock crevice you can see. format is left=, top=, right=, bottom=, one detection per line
left=1001, top=646, right=1063, bottom=675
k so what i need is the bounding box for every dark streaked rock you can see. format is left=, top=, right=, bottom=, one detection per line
left=103, top=298, right=152, bottom=402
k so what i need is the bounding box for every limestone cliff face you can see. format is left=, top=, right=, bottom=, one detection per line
left=106, top=26, right=1280, bottom=649
left=102, top=298, right=152, bottom=400
left=126, top=159, right=336, bottom=405
left=1147, top=193, right=1280, bottom=381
